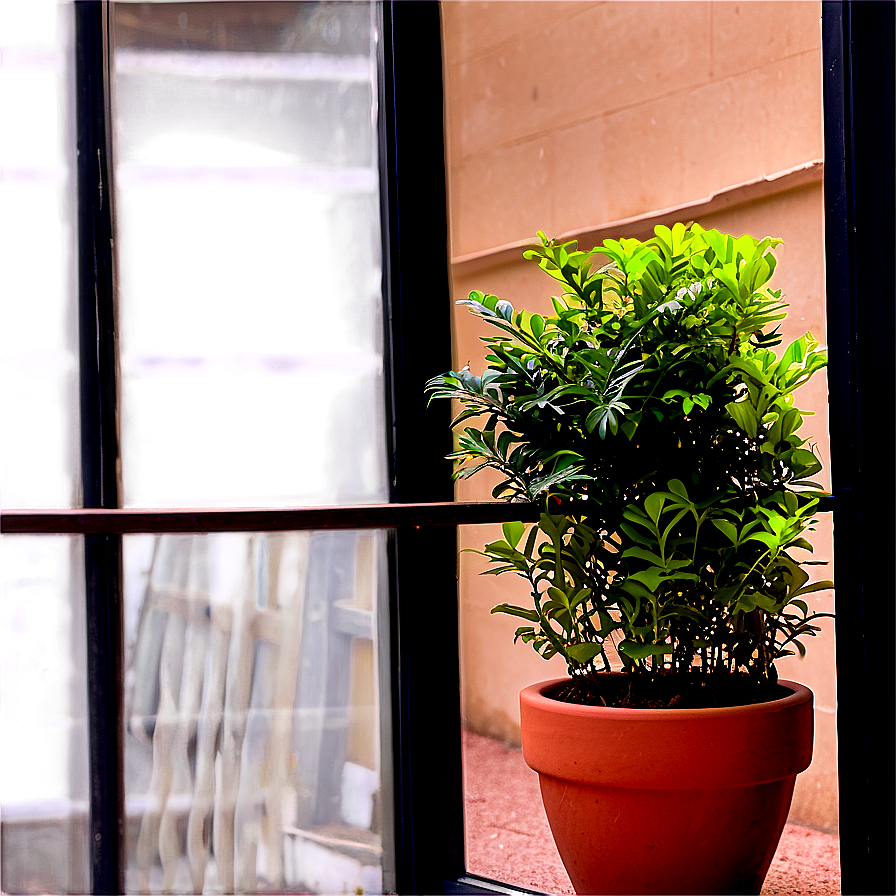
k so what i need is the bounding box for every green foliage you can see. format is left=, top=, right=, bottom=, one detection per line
left=426, top=223, right=833, bottom=686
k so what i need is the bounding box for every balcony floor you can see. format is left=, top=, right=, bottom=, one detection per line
left=462, top=729, right=840, bottom=895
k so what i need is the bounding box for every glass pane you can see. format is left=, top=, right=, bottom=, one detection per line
left=0, top=3, right=89, bottom=892
left=0, top=0, right=74, bottom=507
left=122, top=530, right=388, bottom=895
left=111, top=1, right=387, bottom=508
left=441, top=1, right=837, bottom=893
left=0, top=536, right=90, bottom=894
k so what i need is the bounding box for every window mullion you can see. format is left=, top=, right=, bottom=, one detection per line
left=822, top=3, right=896, bottom=894
left=378, top=3, right=467, bottom=892
left=74, top=2, right=125, bottom=893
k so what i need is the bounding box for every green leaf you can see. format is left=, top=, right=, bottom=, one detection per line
left=491, top=603, right=539, bottom=622
left=502, top=520, right=526, bottom=549
left=621, top=546, right=665, bottom=565
left=618, top=521, right=654, bottom=545
left=620, top=576, right=656, bottom=603
left=790, top=580, right=834, bottom=598
left=711, top=519, right=739, bottom=544
left=547, top=586, right=571, bottom=607
left=626, top=567, right=666, bottom=593
left=726, top=400, right=759, bottom=439
left=618, top=641, right=673, bottom=660
left=744, top=531, right=779, bottom=551
left=644, top=493, right=666, bottom=524
left=566, top=642, right=606, bottom=663
left=734, top=592, right=779, bottom=614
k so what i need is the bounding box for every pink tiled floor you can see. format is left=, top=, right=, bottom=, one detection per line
left=462, top=729, right=840, bottom=895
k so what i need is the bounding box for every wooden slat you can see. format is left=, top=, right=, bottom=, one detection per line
left=137, top=616, right=187, bottom=893
left=331, top=601, right=374, bottom=639
left=159, top=538, right=210, bottom=893
left=152, top=586, right=283, bottom=644
left=264, top=532, right=310, bottom=887
left=170, top=606, right=208, bottom=893
left=214, top=538, right=256, bottom=893
left=187, top=624, right=230, bottom=893
left=234, top=535, right=283, bottom=893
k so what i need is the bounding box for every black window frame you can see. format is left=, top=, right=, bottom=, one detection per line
left=2, top=2, right=893, bottom=895
left=822, top=4, right=895, bottom=895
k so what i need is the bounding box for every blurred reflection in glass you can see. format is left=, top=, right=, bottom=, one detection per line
left=113, top=2, right=387, bottom=509
left=0, top=536, right=90, bottom=894
left=124, top=530, right=387, bottom=894
left=0, top=2, right=73, bottom=507
left=0, top=2, right=89, bottom=891
left=113, top=3, right=391, bottom=891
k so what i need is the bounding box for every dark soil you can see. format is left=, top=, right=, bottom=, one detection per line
left=548, top=671, right=789, bottom=709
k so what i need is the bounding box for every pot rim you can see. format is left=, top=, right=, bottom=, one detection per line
left=520, top=676, right=814, bottom=787
left=521, top=676, right=812, bottom=721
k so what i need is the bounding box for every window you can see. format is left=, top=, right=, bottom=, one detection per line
left=0, top=0, right=896, bottom=892
left=2, top=3, right=465, bottom=893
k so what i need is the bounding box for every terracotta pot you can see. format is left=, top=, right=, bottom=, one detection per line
left=520, top=677, right=813, bottom=895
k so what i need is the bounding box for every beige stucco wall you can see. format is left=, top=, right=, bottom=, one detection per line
left=440, top=1, right=837, bottom=832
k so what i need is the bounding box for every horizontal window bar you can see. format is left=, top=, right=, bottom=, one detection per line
left=0, top=501, right=541, bottom=535
left=0, top=494, right=835, bottom=535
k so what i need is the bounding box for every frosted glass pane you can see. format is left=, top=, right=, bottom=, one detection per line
left=113, top=1, right=386, bottom=509
left=0, top=536, right=90, bottom=894
left=0, top=4, right=88, bottom=890
left=0, top=9, right=79, bottom=510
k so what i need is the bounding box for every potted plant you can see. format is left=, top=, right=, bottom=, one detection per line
left=425, top=223, right=832, bottom=895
